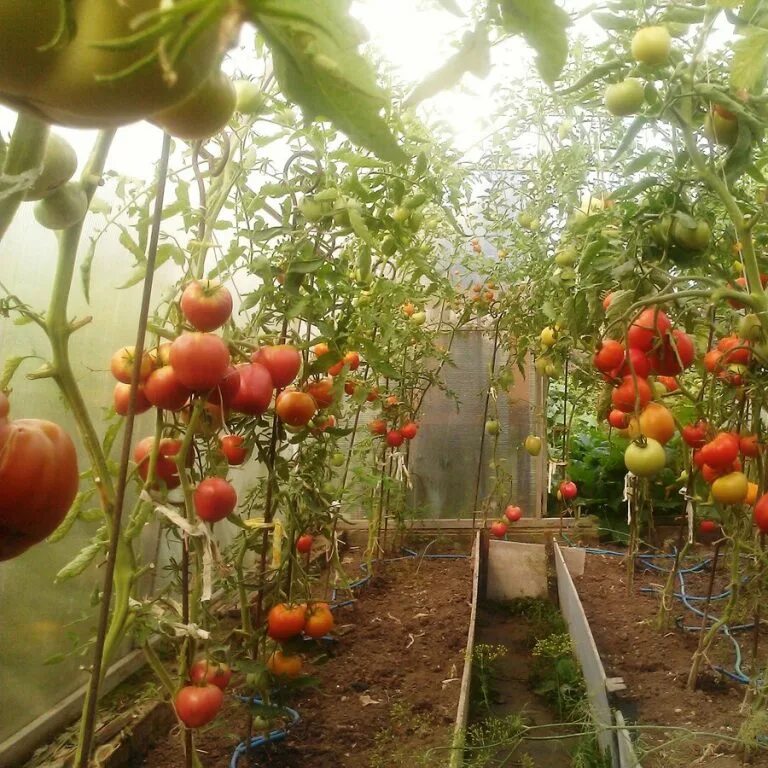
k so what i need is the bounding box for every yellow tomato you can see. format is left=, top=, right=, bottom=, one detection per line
left=711, top=472, right=749, bottom=505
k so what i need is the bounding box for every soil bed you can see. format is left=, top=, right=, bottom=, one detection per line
left=140, top=554, right=473, bottom=768
left=576, top=550, right=768, bottom=768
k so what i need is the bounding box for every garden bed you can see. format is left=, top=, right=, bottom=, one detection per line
left=138, top=553, right=474, bottom=768
left=575, top=550, right=768, bottom=768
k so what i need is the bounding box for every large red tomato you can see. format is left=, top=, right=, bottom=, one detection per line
left=194, top=477, right=237, bottom=523
left=651, top=330, right=695, bottom=375
left=169, top=333, right=231, bottom=391
left=740, top=434, right=760, bottom=458
left=251, top=345, right=301, bottom=388
left=267, top=603, right=307, bottom=640
left=611, top=376, right=652, bottom=413
left=717, top=335, right=751, bottom=365
left=143, top=366, right=192, bottom=411
left=606, top=347, right=651, bottom=381
left=754, top=494, right=768, bottom=533
left=229, top=363, right=273, bottom=415
left=174, top=684, right=224, bottom=729
left=134, top=436, right=185, bottom=489
left=627, top=308, right=671, bottom=352
left=681, top=420, right=708, bottom=449
left=304, top=377, right=335, bottom=408
left=189, top=659, right=232, bottom=690
left=276, top=390, right=317, bottom=427
left=180, top=279, right=233, bottom=332
left=593, top=340, right=625, bottom=373
left=0, top=394, right=79, bottom=561
left=206, top=365, right=241, bottom=409
left=400, top=421, right=419, bottom=440
left=699, top=433, right=740, bottom=470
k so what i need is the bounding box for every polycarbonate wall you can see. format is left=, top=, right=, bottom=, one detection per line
left=408, top=327, right=539, bottom=519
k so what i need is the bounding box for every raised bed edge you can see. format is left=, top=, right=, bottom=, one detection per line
left=449, top=531, right=481, bottom=768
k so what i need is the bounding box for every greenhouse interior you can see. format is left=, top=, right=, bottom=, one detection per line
left=2, top=1, right=768, bottom=766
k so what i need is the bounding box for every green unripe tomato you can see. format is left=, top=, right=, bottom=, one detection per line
left=703, top=111, right=738, bottom=147
left=234, top=80, right=267, bottom=115
left=300, top=197, right=324, bottom=222
left=381, top=235, right=397, bottom=256
left=672, top=218, right=711, bottom=252
left=25, top=133, right=78, bottom=201
left=392, top=205, right=410, bottom=223
left=631, top=26, right=671, bottom=66
left=331, top=452, right=345, bottom=467
left=739, top=313, right=764, bottom=342
left=409, top=311, right=426, bottom=326
left=554, top=246, right=577, bottom=267
left=485, top=420, right=501, bottom=436
left=604, top=78, right=645, bottom=117
left=624, top=438, right=666, bottom=477
left=33, top=182, right=88, bottom=229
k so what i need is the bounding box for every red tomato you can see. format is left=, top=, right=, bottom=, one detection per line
left=180, top=279, right=233, bottom=332
left=504, top=505, right=522, bottom=522
left=267, top=651, right=302, bottom=679
left=656, top=375, right=678, bottom=392
left=627, top=308, right=671, bottom=352
left=593, top=339, right=625, bottom=373
left=700, top=433, right=740, bottom=470
left=134, top=436, right=185, bottom=489
left=369, top=418, right=387, bottom=436
left=740, top=434, right=760, bottom=458
left=110, top=345, right=154, bottom=384
left=344, top=379, right=358, bottom=396
left=611, top=376, right=652, bottom=413
left=608, top=409, right=630, bottom=429
left=703, top=348, right=724, bottom=373
left=251, top=345, right=301, bottom=388
left=343, top=351, right=361, bottom=372
left=400, top=421, right=419, bottom=440
left=559, top=480, right=578, bottom=500
left=366, top=386, right=379, bottom=402
left=0, top=396, right=79, bottom=561
left=681, top=420, right=708, bottom=449
left=206, top=365, right=241, bottom=409
left=386, top=429, right=405, bottom=448
left=717, top=335, right=751, bottom=365
left=194, top=477, right=237, bottom=523
left=174, top=684, right=223, bottom=729
left=229, top=363, right=273, bottom=415
left=607, top=347, right=651, bottom=381
left=190, top=659, right=232, bottom=690
left=699, top=519, right=719, bottom=535
left=149, top=342, right=172, bottom=368
left=220, top=435, right=247, bottom=465
left=327, top=358, right=345, bottom=376
left=305, top=377, right=335, bottom=408
left=276, top=390, right=317, bottom=427
left=113, top=383, right=151, bottom=416
left=169, top=333, right=231, bottom=391
left=489, top=521, right=508, bottom=538
left=296, top=533, right=313, bottom=554
left=144, top=366, right=192, bottom=411
left=754, top=493, right=768, bottom=533
left=701, top=463, right=724, bottom=484
left=267, top=603, right=307, bottom=640
left=602, top=292, right=614, bottom=311
left=304, top=603, right=334, bottom=638
left=651, top=330, right=695, bottom=375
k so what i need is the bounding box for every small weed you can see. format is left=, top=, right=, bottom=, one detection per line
left=471, top=643, right=507, bottom=713
left=463, top=713, right=526, bottom=768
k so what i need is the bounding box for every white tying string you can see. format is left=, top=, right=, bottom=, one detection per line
left=393, top=451, right=413, bottom=489
left=141, top=490, right=217, bottom=602
left=170, top=622, right=210, bottom=640
left=679, top=486, right=694, bottom=544
left=623, top=472, right=635, bottom=525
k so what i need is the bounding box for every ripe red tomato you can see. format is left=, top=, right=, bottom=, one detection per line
left=607, top=347, right=651, bottom=380
left=366, top=386, right=379, bottom=402
left=251, top=345, right=301, bottom=388
left=220, top=435, right=247, bottom=465
left=205, top=365, right=241, bottom=409
left=602, top=292, right=614, bottom=311
left=608, top=409, right=630, bottom=429
left=611, top=375, right=652, bottom=413
left=489, top=521, right=508, bottom=538
left=169, top=333, right=231, bottom=391
left=386, top=429, right=405, bottom=448
left=656, top=375, right=678, bottom=392
left=229, top=363, right=273, bottom=415
left=681, top=420, right=708, bottom=448
left=343, top=351, right=361, bottom=371
left=110, top=345, right=154, bottom=384
left=699, top=519, right=719, bottom=535
left=304, top=603, right=334, bottom=638
left=190, top=659, right=232, bottom=690
left=344, top=379, right=358, bottom=396
left=180, top=279, right=233, bottom=332
left=194, top=477, right=237, bottom=523
left=504, top=505, right=522, bottom=522
left=143, top=366, right=192, bottom=411
left=369, top=418, right=387, bottom=436
left=700, top=433, right=740, bottom=470
left=305, top=377, right=335, bottom=408
left=559, top=480, right=578, bottom=500
left=276, top=390, right=317, bottom=427
left=593, top=340, right=625, bottom=373
left=174, top=684, right=224, bottom=729
left=754, top=494, right=768, bottom=533
left=703, top=348, right=724, bottom=373
left=718, top=335, right=751, bottom=365
left=113, top=383, right=151, bottom=416
left=740, top=434, right=760, bottom=458
left=296, top=533, right=313, bottom=554
left=0, top=395, right=79, bottom=561
left=267, top=603, right=307, bottom=640
left=327, top=357, right=345, bottom=376
left=134, top=436, right=185, bottom=489
left=627, top=308, right=671, bottom=352
left=651, top=330, right=695, bottom=375
left=400, top=421, right=419, bottom=440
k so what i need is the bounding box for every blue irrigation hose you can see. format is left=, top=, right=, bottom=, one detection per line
left=229, top=698, right=300, bottom=768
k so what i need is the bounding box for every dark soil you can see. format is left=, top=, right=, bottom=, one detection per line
left=139, top=555, right=473, bottom=768
left=576, top=551, right=768, bottom=768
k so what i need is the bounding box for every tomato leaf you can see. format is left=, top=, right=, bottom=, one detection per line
left=55, top=536, right=105, bottom=582
left=731, top=26, right=768, bottom=91
left=249, top=0, right=406, bottom=163
left=0, top=355, right=30, bottom=391
left=495, top=0, right=570, bottom=86
left=405, top=26, right=491, bottom=107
